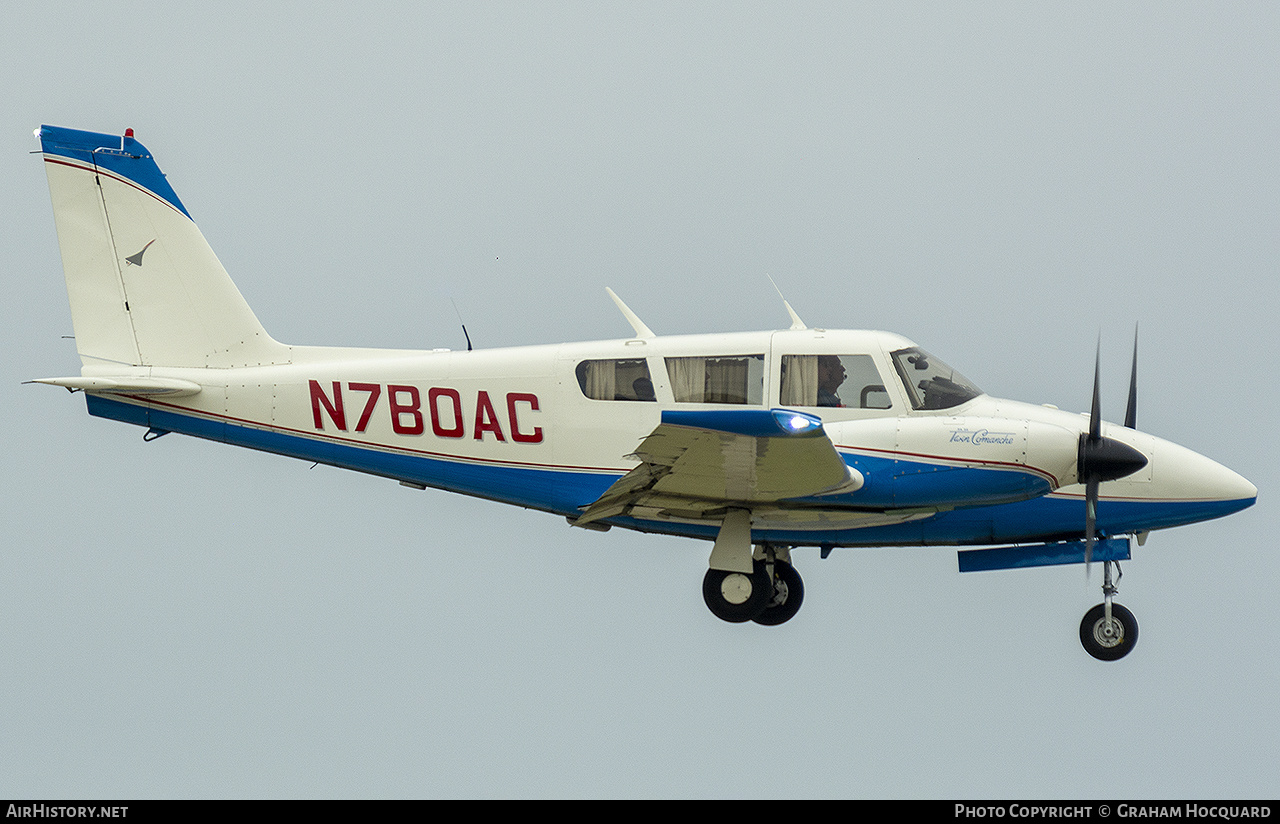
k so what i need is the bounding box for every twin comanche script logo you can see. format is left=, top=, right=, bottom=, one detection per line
left=949, top=427, right=1017, bottom=446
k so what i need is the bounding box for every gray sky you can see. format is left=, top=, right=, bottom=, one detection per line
left=3, top=1, right=1276, bottom=798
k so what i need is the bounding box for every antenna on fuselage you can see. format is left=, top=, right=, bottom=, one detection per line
left=450, top=298, right=473, bottom=351
left=766, top=274, right=807, bottom=330
left=605, top=288, right=655, bottom=339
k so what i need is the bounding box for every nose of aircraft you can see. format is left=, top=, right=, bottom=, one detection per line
left=1150, top=437, right=1257, bottom=521
left=1219, top=465, right=1258, bottom=505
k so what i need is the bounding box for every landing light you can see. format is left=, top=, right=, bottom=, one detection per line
left=774, top=410, right=822, bottom=434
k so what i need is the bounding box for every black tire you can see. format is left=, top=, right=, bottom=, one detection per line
left=702, top=562, right=771, bottom=623
left=1079, top=602, right=1139, bottom=661
left=752, top=560, right=805, bottom=626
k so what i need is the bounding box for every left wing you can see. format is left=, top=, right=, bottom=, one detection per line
left=572, top=409, right=862, bottom=527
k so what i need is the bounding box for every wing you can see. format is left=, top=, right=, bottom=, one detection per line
left=571, top=408, right=863, bottom=527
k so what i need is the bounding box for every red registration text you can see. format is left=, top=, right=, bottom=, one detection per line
left=308, top=381, right=542, bottom=443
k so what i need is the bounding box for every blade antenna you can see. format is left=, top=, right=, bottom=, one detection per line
left=605, top=288, right=656, bottom=339
left=450, top=298, right=473, bottom=351
left=767, top=274, right=807, bottom=330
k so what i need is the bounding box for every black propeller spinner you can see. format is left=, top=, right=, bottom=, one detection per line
left=1079, top=331, right=1148, bottom=570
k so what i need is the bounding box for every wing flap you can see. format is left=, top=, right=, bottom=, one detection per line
left=573, top=409, right=862, bottom=527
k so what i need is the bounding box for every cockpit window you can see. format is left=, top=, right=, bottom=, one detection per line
left=890, top=347, right=983, bottom=410
left=780, top=354, right=892, bottom=409
left=576, top=358, right=656, bottom=401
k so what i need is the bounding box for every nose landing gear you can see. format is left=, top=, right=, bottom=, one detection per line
left=1080, top=560, right=1138, bottom=661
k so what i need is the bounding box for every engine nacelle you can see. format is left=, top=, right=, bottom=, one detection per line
left=825, top=415, right=1080, bottom=510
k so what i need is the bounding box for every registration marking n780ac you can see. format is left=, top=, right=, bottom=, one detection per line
left=308, top=380, right=543, bottom=443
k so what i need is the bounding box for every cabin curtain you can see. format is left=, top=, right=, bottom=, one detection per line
left=584, top=359, right=617, bottom=400
left=665, top=357, right=706, bottom=403
left=781, top=355, right=819, bottom=406
left=704, top=357, right=748, bottom=404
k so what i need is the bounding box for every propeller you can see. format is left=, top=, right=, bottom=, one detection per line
left=1078, top=330, right=1148, bottom=572
left=1124, top=325, right=1138, bottom=430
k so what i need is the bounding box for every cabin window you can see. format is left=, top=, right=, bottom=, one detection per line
left=780, top=354, right=892, bottom=409
left=890, top=347, right=983, bottom=410
left=664, top=355, right=764, bottom=404
left=575, top=358, right=656, bottom=401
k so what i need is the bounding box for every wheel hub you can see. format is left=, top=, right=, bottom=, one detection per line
left=719, top=572, right=755, bottom=605
left=767, top=579, right=789, bottom=608
left=1090, top=616, right=1125, bottom=648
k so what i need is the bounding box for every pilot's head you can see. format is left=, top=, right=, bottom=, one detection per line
left=818, top=355, right=846, bottom=391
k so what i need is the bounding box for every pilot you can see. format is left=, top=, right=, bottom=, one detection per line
left=817, top=355, right=846, bottom=407
left=632, top=376, right=656, bottom=402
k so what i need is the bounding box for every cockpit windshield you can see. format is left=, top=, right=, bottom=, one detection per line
left=890, top=347, right=983, bottom=410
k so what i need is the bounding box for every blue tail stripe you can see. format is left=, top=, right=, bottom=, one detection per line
left=38, top=125, right=190, bottom=218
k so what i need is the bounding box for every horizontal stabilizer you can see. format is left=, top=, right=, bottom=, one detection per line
left=957, top=536, right=1131, bottom=573
left=28, top=376, right=202, bottom=397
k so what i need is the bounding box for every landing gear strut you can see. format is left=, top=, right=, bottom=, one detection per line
left=752, top=547, right=804, bottom=626
left=1079, top=560, right=1138, bottom=661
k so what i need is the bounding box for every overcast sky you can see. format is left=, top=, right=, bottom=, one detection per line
left=3, top=2, right=1276, bottom=799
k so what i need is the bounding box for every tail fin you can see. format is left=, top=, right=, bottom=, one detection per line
left=37, top=125, right=290, bottom=368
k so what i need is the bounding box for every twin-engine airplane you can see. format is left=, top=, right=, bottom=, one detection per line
left=32, top=125, right=1257, bottom=660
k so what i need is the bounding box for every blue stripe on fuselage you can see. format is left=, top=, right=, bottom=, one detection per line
left=85, top=395, right=614, bottom=515
left=84, top=395, right=1254, bottom=547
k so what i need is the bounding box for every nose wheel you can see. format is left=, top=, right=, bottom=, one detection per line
left=1079, top=560, right=1138, bottom=661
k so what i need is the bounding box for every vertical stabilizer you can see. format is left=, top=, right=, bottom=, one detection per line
left=37, top=125, right=290, bottom=368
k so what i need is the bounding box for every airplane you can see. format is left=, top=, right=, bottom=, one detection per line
left=30, top=125, right=1257, bottom=661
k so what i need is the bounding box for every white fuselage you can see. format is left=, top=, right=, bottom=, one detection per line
left=81, top=327, right=1256, bottom=548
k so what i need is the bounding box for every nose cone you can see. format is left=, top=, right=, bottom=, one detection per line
left=1180, top=451, right=1257, bottom=507
left=1067, top=419, right=1258, bottom=531
left=1149, top=438, right=1257, bottom=523
left=1217, top=465, right=1258, bottom=505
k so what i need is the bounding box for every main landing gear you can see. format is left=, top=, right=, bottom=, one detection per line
left=1079, top=559, right=1138, bottom=661
left=703, top=544, right=805, bottom=626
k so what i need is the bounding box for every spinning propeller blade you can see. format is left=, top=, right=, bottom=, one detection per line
left=1078, top=334, right=1148, bottom=574
left=1084, top=344, right=1103, bottom=574
left=1124, top=326, right=1138, bottom=430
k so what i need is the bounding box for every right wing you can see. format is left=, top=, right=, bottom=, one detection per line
left=572, top=408, right=862, bottom=527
